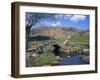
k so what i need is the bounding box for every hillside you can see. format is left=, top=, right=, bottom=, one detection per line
left=29, top=26, right=84, bottom=40
left=69, top=31, right=89, bottom=48
left=30, top=26, right=66, bottom=39
left=30, top=26, right=89, bottom=43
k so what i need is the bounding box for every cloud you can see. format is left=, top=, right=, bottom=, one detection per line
left=43, top=21, right=61, bottom=26
left=65, top=14, right=72, bottom=17
left=51, top=23, right=56, bottom=26
left=70, top=15, right=86, bottom=22
left=51, top=21, right=61, bottom=26
left=63, top=14, right=72, bottom=19
left=54, top=14, right=86, bottom=22
left=54, top=14, right=63, bottom=19
left=43, top=22, right=48, bottom=24
left=56, top=21, right=60, bottom=25
left=55, top=14, right=72, bottom=19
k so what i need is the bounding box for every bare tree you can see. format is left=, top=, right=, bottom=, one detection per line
left=26, top=12, right=56, bottom=50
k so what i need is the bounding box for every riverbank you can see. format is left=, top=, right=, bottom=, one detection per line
left=51, top=54, right=89, bottom=66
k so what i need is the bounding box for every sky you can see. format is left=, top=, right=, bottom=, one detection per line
left=26, top=12, right=90, bottom=30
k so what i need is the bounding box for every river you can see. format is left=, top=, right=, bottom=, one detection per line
left=59, top=54, right=88, bottom=65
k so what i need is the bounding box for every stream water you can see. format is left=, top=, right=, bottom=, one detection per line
left=59, top=54, right=88, bottom=65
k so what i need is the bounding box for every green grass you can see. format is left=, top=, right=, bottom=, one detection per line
left=56, top=38, right=65, bottom=44
left=26, top=52, right=56, bottom=67
left=68, top=34, right=89, bottom=47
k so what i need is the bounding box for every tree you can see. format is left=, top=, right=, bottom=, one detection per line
left=26, top=12, right=57, bottom=50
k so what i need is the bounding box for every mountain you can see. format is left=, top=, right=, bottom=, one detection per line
left=29, top=26, right=89, bottom=48
left=29, top=26, right=84, bottom=39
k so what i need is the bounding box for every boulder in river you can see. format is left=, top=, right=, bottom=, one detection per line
left=82, top=49, right=89, bottom=55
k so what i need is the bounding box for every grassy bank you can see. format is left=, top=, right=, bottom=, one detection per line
left=26, top=52, right=56, bottom=67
